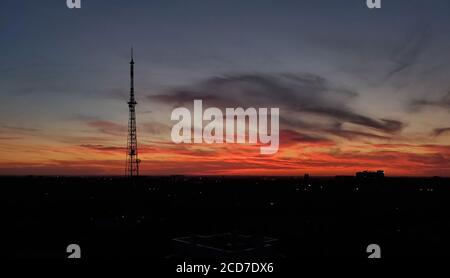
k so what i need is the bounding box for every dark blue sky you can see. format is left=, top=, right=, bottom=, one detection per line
left=1, top=0, right=450, bottom=120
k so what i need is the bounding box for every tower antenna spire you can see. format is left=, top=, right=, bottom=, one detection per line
left=126, top=47, right=139, bottom=177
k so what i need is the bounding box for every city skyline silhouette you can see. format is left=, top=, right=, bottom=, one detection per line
left=3, top=0, right=450, bottom=261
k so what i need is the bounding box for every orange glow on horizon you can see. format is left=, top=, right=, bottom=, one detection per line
left=1, top=136, right=449, bottom=177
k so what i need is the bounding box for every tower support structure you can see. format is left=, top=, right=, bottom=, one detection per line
left=126, top=48, right=140, bottom=177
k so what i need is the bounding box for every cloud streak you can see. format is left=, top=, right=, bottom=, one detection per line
left=385, top=23, right=431, bottom=80
left=148, top=73, right=404, bottom=140
left=411, top=91, right=450, bottom=111
left=433, top=127, right=450, bottom=137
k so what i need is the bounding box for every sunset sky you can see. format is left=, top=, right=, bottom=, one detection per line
left=1, top=0, right=450, bottom=176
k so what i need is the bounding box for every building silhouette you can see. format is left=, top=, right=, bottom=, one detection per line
left=356, top=170, right=384, bottom=179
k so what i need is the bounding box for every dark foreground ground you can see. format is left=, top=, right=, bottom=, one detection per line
left=3, top=176, right=450, bottom=262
